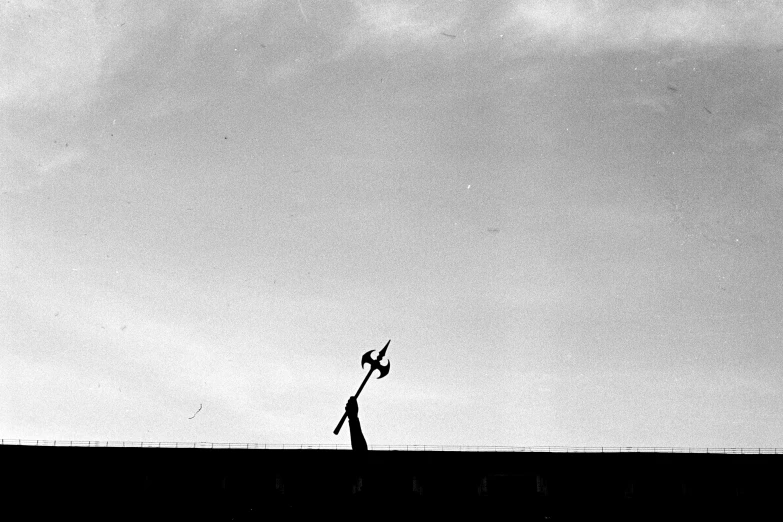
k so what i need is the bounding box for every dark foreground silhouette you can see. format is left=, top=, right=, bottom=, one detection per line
left=345, top=396, right=367, bottom=452
left=3, top=442, right=780, bottom=521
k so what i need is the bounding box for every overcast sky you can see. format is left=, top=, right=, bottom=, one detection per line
left=2, top=0, right=782, bottom=448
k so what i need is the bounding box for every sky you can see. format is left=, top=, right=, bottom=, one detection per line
left=2, top=0, right=782, bottom=448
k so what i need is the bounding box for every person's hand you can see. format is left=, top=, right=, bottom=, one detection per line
left=345, top=396, right=359, bottom=421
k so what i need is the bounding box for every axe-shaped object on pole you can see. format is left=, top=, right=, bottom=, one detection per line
left=333, top=339, right=391, bottom=435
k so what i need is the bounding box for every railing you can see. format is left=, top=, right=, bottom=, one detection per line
left=1, top=439, right=781, bottom=454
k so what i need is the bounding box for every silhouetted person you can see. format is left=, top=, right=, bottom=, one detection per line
left=345, top=396, right=367, bottom=451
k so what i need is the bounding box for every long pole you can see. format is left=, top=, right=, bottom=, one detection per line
left=332, top=367, right=375, bottom=435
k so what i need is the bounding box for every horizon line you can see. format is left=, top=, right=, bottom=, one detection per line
left=2, top=439, right=781, bottom=454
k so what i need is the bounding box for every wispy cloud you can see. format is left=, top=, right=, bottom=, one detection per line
left=36, top=147, right=85, bottom=174
left=614, top=93, right=672, bottom=114
left=0, top=124, right=85, bottom=193
left=5, top=0, right=782, bottom=116
left=356, top=2, right=451, bottom=42
left=1, top=1, right=126, bottom=109
left=339, top=0, right=465, bottom=57
left=0, top=1, right=273, bottom=190
left=0, top=1, right=266, bottom=112
left=506, top=0, right=783, bottom=51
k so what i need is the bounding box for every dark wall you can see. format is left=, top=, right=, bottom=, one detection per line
left=2, top=446, right=779, bottom=521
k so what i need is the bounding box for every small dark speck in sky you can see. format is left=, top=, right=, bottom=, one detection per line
left=667, top=85, right=678, bottom=92
left=121, top=325, right=127, bottom=331
left=487, top=228, right=500, bottom=233
left=441, top=32, right=456, bottom=38
left=704, top=107, right=712, bottom=114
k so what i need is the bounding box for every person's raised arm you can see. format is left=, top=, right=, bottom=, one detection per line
left=345, top=396, right=368, bottom=452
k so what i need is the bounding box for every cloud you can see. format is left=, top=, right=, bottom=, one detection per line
left=36, top=147, right=85, bottom=174
left=736, top=123, right=783, bottom=150
left=327, top=1, right=783, bottom=64
left=5, top=0, right=781, bottom=117
left=617, top=93, right=671, bottom=114
left=0, top=1, right=275, bottom=191
left=0, top=123, right=85, bottom=193
left=357, top=2, right=447, bottom=42
left=0, top=1, right=267, bottom=112
left=339, top=0, right=466, bottom=57
left=1, top=1, right=122, bottom=109
left=189, top=0, right=269, bottom=36
left=506, top=0, right=783, bottom=51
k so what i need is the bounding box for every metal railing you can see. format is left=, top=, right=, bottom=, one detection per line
left=1, top=439, right=781, bottom=454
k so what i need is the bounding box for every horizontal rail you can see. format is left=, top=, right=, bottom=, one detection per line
left=1, top=440, right=782, bottom=454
